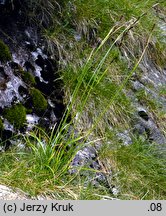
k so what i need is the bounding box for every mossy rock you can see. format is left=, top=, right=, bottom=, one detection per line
left=0, top=118, right=4, bottom=131
left=22, top=72, right=36, bottom=86
left=12, top=64, right=36, bottom=86
left=12, top=64, right=25, bottom=76
left=3, top=104, right=26, bottom=129
left=0, top=39, right=12, bottom=62
left=30, top=88, right=47, bottom=113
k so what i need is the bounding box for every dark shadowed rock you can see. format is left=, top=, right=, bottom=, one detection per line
left=138, top=110, right=149, bottom=121
left=134, top=111, right=166, bottom=145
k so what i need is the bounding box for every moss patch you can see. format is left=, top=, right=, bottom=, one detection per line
left=0, top=39, right=12, bottom=62
left=3, top=104, right=26, bottom=129
left=30, top=88, right=47, bottom=113
left=22, top=72, right=36, bottom=86
left=0, top=118, right=4, bottom=131
left=12, top=65, right=36, bottom=86
left=13, top=65, right=25, bottom=76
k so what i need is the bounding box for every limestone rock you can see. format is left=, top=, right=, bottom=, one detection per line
left=0, top=184, right=29, bottom=200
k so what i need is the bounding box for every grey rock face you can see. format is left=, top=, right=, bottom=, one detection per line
left=130, top=54, right=166, bottom=147
left=133, top=106, right=166, bottom=145
left=117, top=130, right=132, bottom=146
left=69, top=145, right=109, bottom=186
left=0, top=184, right=29, bottom=200
left=139, top=58, right=166, bottom=87
left=70, top=146, right=98, bottom=173
left=0, top=184, right=52, bottom=200
left=0, top=65, right=24, bottom=108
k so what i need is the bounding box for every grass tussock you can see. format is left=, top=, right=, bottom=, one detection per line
left=0, top=128, right=110, bottom=199
left=107, top=138, right=166, bottom=200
